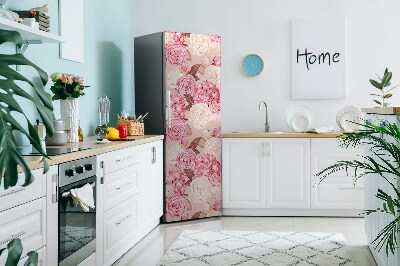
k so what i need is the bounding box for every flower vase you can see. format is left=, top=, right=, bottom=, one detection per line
left=60, top=98, right=80, bottom=143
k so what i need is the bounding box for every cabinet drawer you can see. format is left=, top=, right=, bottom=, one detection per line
left=100, top=147, right=139, bottom=175
left=0, top=168, right=45, bottom=212
left=312, top=182, right=365, bottom=209
left=0, top=198, right=46, bottom=259
left=103, top=165, right=139, bottom=212
left=17, top=246, right=46, bottom=266
left=103, top=196, right=138, bottom=265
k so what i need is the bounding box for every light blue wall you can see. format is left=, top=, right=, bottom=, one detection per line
left=3, top=0, right=133, bottom=143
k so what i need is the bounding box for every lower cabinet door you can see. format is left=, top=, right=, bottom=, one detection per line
left=222, top=138, right=267, bottom=209
left=0, top=198, right=46, bottom=261
left=311, top=139, right=365, bottom=209
left=266, top=139, right=311, bottom=209
left=103, top=196, right=139, bottom=266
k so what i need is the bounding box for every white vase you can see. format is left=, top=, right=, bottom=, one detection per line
left=60, top=98, right=80, bottom=143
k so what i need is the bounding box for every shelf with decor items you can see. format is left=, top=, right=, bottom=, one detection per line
left=0, top=16, right=64, bottom=44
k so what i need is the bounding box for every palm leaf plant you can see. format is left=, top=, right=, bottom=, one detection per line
left=0, top=28, right=54, bottom=265
left=316, top=120, right=400, bottom=256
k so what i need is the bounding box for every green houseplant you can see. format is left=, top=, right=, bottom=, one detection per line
left=0, top=29, right=54, bottom=265
left=316, top=120, right=400, bottom=256
left=370, top=68, right=399, bottom=107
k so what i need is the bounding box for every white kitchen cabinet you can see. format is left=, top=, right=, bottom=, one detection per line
left=45, top=165, right=58, bottom=266
left=103, top=196, right=139, bottom=266
left=137, top=140, right=164, bottom=237
left=311, top=139, right=364, bottom=210
left=222, top=138, right=267, bottom=209
left=0, top=198, right=46, bottom=261
left=0, top=168, right=46, bottom=212
left=223, top=137, right=364, bottom=216
left=267, top=139, right=310, bottom=209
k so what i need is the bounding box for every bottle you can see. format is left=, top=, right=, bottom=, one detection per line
left=78, top=120, right=83, bottom=142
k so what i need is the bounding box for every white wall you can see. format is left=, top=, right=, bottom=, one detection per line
left=132, top=0, right=400, bottom=132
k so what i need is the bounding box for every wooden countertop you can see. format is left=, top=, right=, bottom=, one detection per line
left=222, top=132, right=344, bottom=138
left=23, top=135, right=164, bottom=171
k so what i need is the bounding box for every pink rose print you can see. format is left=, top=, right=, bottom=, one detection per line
left=195, top=153, right=221, bottom=180
left=167, top=119, right=186, bottom=141
left=166, top=170, right=180, bottom=185
left=208, top=173, right=221, bottom=187
left=213, top=199, right=222, bottom=211
left=171, top=94, right=187, bottom=119
left=166, top=170, right=187, bottom=195
left=212, top=127, right=222, bottom=138
left=212, top=55, right=221, bottom=67
left=194, top=81, right=221, bottom=114
left=173, top=32, right=189, bottom=44
left=176, top=75, right=196, bottom=97
left=176, top=149, right=196, bottom=172
left=166, top=194, right=187, bottom=217
left=210, top=35, right=220, bottom=49
left=165, top=43, right=187, bottom=66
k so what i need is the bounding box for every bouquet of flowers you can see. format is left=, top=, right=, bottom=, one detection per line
left=49, top=72, right=88, bottom=100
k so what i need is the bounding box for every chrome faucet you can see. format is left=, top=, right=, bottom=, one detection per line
left=258, top=101, right=270, bottom=133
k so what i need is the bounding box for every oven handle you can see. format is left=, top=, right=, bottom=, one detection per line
left=61, top=182, right=95, bottom=198
left=52, top=173, right=58, bottom=203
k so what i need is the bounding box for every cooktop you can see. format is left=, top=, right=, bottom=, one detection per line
left=19, top=147, right=91, bottom=156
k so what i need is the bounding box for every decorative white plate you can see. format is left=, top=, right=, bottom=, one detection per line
left=336, top=106, right=362, bottom=132
left=285, top=103, right=314, bottom=132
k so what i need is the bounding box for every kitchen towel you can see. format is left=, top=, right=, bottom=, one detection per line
left=70, top=183, right=95, bottom=212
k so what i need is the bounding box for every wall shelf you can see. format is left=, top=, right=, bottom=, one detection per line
left=0, top=17, right=64, bottom=43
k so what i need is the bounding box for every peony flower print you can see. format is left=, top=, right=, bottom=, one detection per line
left=212, top=55, right=221, bottom=67
left=210, top=35, right=221, bottom=49
left=167, top=119, right=186, bottom=141
left=204, top=137, right=221, bottom=159
left=166, top=194, right=187, bottom=217
left=176, top=75, right=196, bottom=98
left=212, top=127, right=222, bottom=138
left=195, top=153, right=221, bottom=180
left=171, top=94, right=187, bottom=119
left=203, top=65, right=220, bottom=88
left=188, top=103, right=212, bottom=129
left=189, top=176, right=212, bottom=203
left=189, top=34, right=211, bottom=56
left=167, top=67, right=183, bottom=90
left=176, top=149, right=197, bottom=172
left=165, top=43, right=187, bottom=66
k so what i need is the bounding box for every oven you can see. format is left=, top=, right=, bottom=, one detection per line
left=58, top=156, right=97, bottom=266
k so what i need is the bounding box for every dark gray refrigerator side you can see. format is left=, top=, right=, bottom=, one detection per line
left=134, top=32, right=165, bottom=135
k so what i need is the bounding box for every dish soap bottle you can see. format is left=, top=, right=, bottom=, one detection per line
left=78, top=120, right=83, bottom=142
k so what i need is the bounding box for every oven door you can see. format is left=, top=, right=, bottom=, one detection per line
left=59, top=176, right=96, bottom=266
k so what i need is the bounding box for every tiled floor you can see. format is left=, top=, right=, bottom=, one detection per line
left=116, top=217, right=377, bottom=266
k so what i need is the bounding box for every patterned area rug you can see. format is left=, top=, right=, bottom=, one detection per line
left=158, top=230, right=354, bottom=266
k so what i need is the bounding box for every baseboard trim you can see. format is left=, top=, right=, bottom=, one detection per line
left=222, top=208, right=364, bottom=217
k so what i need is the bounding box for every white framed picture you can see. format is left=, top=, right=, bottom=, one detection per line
left=59, top=0, right=84, bottom=63
left=291, top=19, right=346, bottom=99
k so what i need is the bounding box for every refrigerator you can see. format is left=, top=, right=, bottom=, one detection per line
left=134, top=32, right=222, bottom=222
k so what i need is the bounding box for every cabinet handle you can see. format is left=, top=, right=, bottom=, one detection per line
left=167, top=91, right=172, bottom=128
left=0, top=231, right=26, bottom=246
left=100, top=161, right=105, bottom=184
left=0, top=187, right=25, bottom=198
left=52, top=174, right=58, bottom=203
left=116, top=155, right=132, bottom=163
left=338, top=186, right=365, bottom=190
left=115, top=182, right=133, bottom=191
left=152, top=147, right=157, bottom=164
left=261, top=142, right=265, bottom=157
left=116, top=214, right=132, bottom=225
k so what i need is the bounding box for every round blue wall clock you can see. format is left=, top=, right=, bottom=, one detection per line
left=242, top=54, right=264, bottom=77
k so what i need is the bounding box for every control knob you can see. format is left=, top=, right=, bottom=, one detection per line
left=76, top=166, right=85, bottom=174
left=65, top=168, right=76, bottom=177
left=85, top=164, right=94, bottom=171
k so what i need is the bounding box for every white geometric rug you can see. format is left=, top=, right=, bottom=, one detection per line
left=158, top=230, right=354, bottom=266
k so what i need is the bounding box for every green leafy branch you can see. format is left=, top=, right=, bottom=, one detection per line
left=316, top=119, right=400, bottom=256
left=370, top=68, right=399, bottom=107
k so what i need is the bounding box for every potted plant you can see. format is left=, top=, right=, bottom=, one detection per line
left=369, top=68, right=399, bottom=107
left=316, top=120, right=400, bottom=256
left=0, top=29, right=54, bottom=265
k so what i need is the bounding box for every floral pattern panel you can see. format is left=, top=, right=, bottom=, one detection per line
left=164, top=32, right=222, bottom=222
